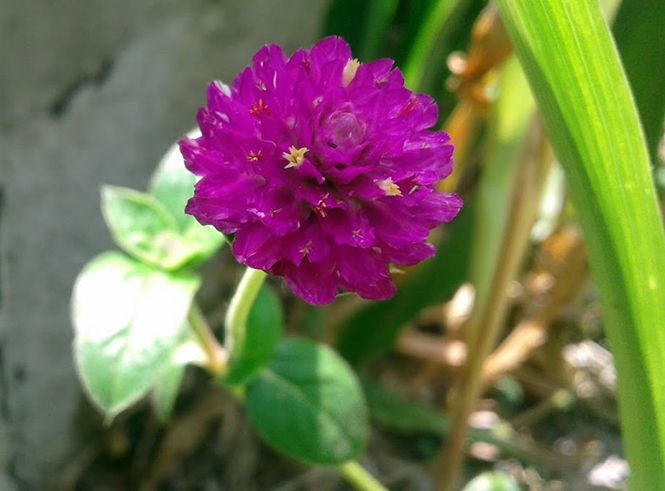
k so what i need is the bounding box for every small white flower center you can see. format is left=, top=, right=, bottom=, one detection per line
left=342, top=59, right=360, bottom=88
left=377, top=178, right=402, bottom=196
left=283, top=146, right=309, bottom=169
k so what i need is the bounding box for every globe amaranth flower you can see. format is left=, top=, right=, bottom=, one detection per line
left=181, top=37, right=462, bottom=305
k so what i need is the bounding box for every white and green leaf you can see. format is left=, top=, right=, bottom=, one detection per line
left=72, top=252, right=200, bottom=419
left=148, top=129, right=226, bottom=266
left=102, top=185, right=223, bottom=271
left=151, top=319, right=208, bottom=423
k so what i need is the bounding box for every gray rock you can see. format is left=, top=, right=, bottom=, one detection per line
left=0, top=0, right=329, bottom=486
left=0, top=0, right=184, bottom=128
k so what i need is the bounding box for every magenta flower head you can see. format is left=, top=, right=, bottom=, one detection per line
left=180, top=37, right=462, bottom=305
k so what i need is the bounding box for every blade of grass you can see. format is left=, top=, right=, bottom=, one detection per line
left=359, top=0, right=399, bottom=60
left=322, top=0, right=370, bottom=55
left=495, top=1, right=665, bottom=487
left=401, top=0, right=474, bottom=90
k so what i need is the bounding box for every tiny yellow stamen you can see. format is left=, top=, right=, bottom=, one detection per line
left=283, top=146, right=309, bottom=169
left=314, top=193, right=330, bottom=217
left=377, top=178, right=402, bottom=196
left=249, top=99, right=269, bottom=117
left=247, top=150, right=264, bottom=161
left=342, top=58, right=360, bottom=88
left=299, top=240, right=312, bottom=257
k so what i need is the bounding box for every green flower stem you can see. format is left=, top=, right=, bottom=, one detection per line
left=338, top=461, right=388, bottom=491
left=224, top=267, right=268, bottom=355
left=188, top=303, right=229, bottom=377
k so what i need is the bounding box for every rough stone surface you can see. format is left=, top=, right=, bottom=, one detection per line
left=0, top=0, right=329, bottom=487
left=0, top=0, right=184, bottom=128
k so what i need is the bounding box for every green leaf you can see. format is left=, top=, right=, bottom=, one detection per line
left=363, top=379, right=450, bottom=436
left=101, top=186, right=180, bottom=268
left=102, top=185, right=223, bottom=270
left=613, top=0, right=665, bottom=164
left=148, top=130, right=199, bottom=232
left=72, top=252, right=200, bottom=418
left=462, top=472, right=520, bottom=491
left=152, top=354, right=187, bottom=423
left=323, top=0, right=402, bottom=62
left=323, top=0, right=371, bottom=57
left=359, top=0, right=399, bottom=60
left=225, top=285, right=284, bottom=385
left=148, top=132, right=226, bottom=267
left=151, top=321, right=204, bottom=422
left=177, top=220, right=226, bottom=270
left=364, top=379, right=539, bottom=464
left=337, top=202, right=474, bottom=365
left=245, top=339, right=368, bottom=466
left=495, top=1, right=665, bottom=487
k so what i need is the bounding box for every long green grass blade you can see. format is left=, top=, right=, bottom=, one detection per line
left=494, top=1, right=665, bottom=487
left=401, top=0, right=473, bottom=90
left=359, top=0, right=399, bottom=60
left=323, top=0, right=370, bottom=55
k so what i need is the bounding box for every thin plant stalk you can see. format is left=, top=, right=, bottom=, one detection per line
left=338, top=461, right=389, bottom=491
left=436, top=61, right=550, bottom=489
left=436, top=130, right=547, bottom=489
left=224, top=267, right=268, bottom=354
left=438, top=101, right=484, bottom=194
left=188, top=304, right=229, bottom=377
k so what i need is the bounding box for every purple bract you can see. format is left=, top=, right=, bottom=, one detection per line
left=181, top=37, right=462, bottom=305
